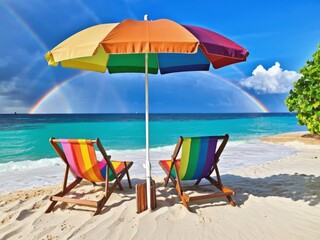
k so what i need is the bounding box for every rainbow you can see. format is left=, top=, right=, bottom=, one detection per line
left=0, top=2, right=48, bottom=51
left=29, top=72, right=132, bottom=114
left=30, top=71, right=269, bottom=114
left=29, top=72, right=90, bottom=113
left=205, top=72, right=269, bottom=112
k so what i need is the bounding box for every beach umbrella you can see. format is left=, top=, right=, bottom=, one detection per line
left=45, top=15, right=249, bottom=210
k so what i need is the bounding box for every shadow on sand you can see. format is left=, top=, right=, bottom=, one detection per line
left=154, top=173, right=320, bottom=211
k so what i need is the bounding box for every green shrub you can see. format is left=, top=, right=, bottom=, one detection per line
left=285, top=44, right=320, bottom=134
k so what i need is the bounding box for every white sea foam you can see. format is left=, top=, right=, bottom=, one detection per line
left=0, top=157, right=63, bottom=172
left=0, top=140, right=296, bottom=193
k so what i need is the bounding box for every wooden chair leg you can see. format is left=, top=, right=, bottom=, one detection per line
left=95, top=171, right=127, bottom=215
left=94, top=164, right=133, bottom=215
left=206, top=176, right=236, bottom=207
left=45, top=200, right=59, bottom=213
left=94, top=195, right=109, bottom=216
left=94, top=174, right=132, bottom=215
left=164, top=174, right=170, bottom=187
left=115, top=174, right=123, bottom=191
left=227, top=196, right=236, bottom=207
left=180, top=193, right=190, bottom=210
left=159, top=159, right=177, bottom=187
left=194, top=179, right=201, bottom=185
left=91, top=181, right=97, bottom=186
left=45, top=177, right=82, bottom=213
left=164, top=166, right=175, bottom=187
left=124, top=162, right=132, bottom=189
left=164, top=175, right=176, bottom=186
left=174, top=176, right=191, bottom=210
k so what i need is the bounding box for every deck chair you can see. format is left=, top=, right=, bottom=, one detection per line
left=45, top=138, right=133, bottom=215
left=159, top=134, right=235, bottom=210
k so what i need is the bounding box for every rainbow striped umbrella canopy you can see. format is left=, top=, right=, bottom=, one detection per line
left=44, top=16, right=249, bottom=210
left=45, top=18, right=248, bottom=73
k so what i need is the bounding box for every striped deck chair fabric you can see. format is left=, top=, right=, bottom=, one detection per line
left=159, top=134, right=235, bottom=210
left=160, top=137, right=218, bottom=180
left=60, top=139, right=126, bottom=182
left=45, top=138, right=133, bottom=216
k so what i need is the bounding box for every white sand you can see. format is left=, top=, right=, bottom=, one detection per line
left=1, top=132, right=320, bottom=240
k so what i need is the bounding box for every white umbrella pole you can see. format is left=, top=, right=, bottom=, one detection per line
left=145, top=52, right=151, bottom=210
left=144, top=14, right=151, bottom=210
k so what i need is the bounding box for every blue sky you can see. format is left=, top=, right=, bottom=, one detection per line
left=0, top=0, right=319, bottom=113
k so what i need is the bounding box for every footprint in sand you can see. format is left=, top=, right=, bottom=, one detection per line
left=16, top=209, right=31, bottom=221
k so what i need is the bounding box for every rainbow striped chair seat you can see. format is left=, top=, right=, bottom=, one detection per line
left=46, top=138, right=133, bottom=216
left=159, top=134, right=235, bottom=210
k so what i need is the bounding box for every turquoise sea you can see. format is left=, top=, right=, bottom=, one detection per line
left=0, top=113, right=307, bottom=192
left=0, top=113, right=305, bottom=163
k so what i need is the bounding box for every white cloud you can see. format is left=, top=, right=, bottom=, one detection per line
left=240, top=62, right=302, bottom=94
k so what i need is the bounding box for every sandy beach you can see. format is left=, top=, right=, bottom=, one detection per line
left=1, top=132, right=319, bottom=240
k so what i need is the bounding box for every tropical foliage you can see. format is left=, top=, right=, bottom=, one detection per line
left=285, top=44, right=320, bottom=134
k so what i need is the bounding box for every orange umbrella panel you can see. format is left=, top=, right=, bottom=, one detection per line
left=101, top=19, right=199, bottom=54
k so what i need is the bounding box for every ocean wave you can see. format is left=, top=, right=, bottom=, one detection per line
left=0, top=139, right=289, bottom=173
left=0, top=157, right=63, bottom=172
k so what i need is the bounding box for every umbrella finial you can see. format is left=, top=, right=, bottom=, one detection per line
left=144, top=14, right=148, bottom=21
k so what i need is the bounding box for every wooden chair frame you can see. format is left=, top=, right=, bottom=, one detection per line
left=160, top=134, right=235, bottom=210
left=45, top=138, right=133, bottom=216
